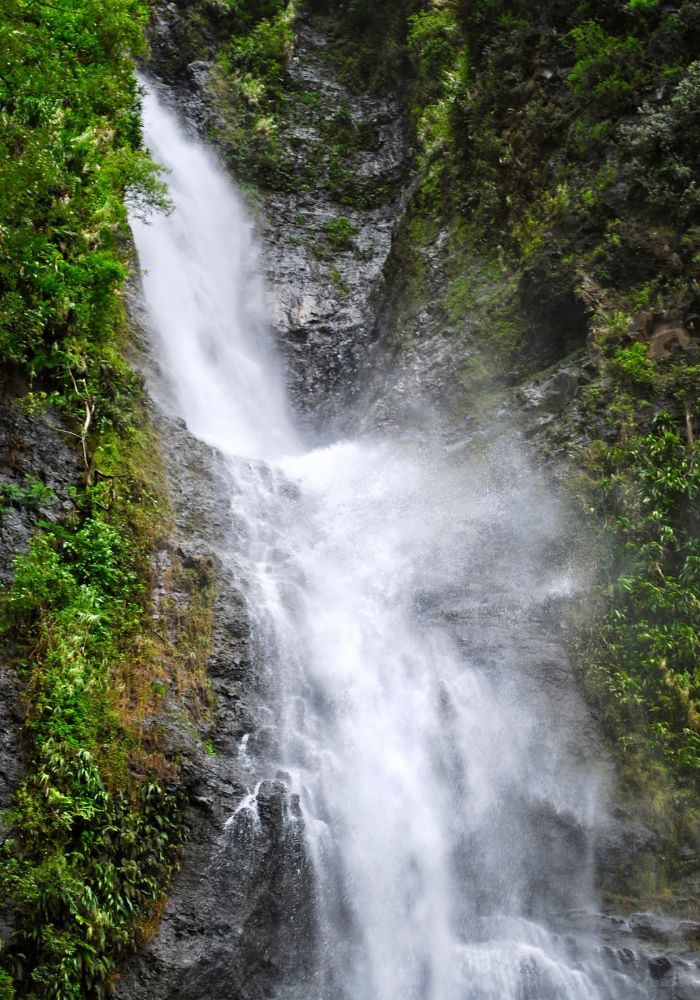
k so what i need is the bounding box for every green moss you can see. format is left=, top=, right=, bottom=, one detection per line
left=309, top=0, right=420, bottom=93
left=567, top=20, right=648, bottom=109
left=407, top=6, right=461, bottom=112
left=0, top=477, right=56, bottom=518
left=608, top=343, right=656, bottom=389
left=207, top=1, right=298, bottom=189
left=0, top=969, right=14, bottom=1000
left=0, top=457, right=187, bottom=995
left=574, top=345, right=700, bottom=791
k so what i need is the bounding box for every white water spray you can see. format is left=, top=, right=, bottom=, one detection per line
left=132, top=81, right=656, bottom=1000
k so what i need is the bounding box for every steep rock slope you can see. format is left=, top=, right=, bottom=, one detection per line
left=0, top=374, right=82, bottom=952
left=144, top=1, right=412, bottom=430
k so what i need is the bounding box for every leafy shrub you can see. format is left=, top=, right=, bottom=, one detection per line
left=607, top=342, right=656, bottom=389
left=620, top=60, right=700, bottom=223
left=407, top=7, right=460, bottom=111
left=0, top=477, right=55, bottom=514
left=567, top=20, right=648, bottom=112
left=209, top=1, right=297, bottom=186
left=1, top=495, right=186, bottom=997
left=0, top=0, right=165, bottom=376
left=591, top=412, right=700, bottom=776
left=323, top=216, right=359, bottom=251
left=0, top=969, right=14, bottom=1000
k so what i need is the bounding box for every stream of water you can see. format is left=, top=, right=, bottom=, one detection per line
left=131, top=81, right=661, bottom=1000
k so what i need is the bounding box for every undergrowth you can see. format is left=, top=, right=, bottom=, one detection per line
left=397, top=0, right=700, bottom=795
left=576, top=352, right=700, bottom=788
left=0, top=1, right=203, bottom=996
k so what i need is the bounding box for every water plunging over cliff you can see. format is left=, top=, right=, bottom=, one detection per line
left=131, top=83, right=297, bottom=462
left=131, top=81, right=665, bottom=1000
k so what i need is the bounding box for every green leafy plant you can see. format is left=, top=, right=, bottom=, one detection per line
left=607, top=342, right=656, bottom=389
left=0, top=476, right=56, bottom=514
left=0, top=2, right=193, bottom=994
left=323, top=215, right=359, bottom=251
left=0, top=0, right=166, bottom=375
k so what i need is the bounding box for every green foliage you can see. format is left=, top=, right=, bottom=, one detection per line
left=0, top=969, right=14, bottom=1000
left=0, top=1, right=190, bottom=994
left=0, top=0, right=165, bottom=376
left=407, top=6, right=461, bottom=111
left=391, top=0, right=700, bottom=800
left=308, top=0, right=421, bottom=91
left=209, top=1, right=297, bottom=187
left=0, top=477, right=56, bottom=515
left=0, top=461, right=186, bottom=997
left=323, top=216, right=359, bottom=251
left=567, top=20, right=647, bottom=111
left=2, top=779, right=184, bottom=1000
left=607, top=343, right=656, bottom=389
left=628, top=0, right=660, bottom=11
left=208, top=0, right=405, bottom=204
left=419, top=0, right=700, bottom=286
left=587, top=409, right=700, bottom=778
left=225, top=0, right=287, bottom=21
left=620, top=60, right=700, bottom=224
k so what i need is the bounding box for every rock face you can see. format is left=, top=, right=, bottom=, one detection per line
left=113, top=420, right=315, bottom=1000
left=254, top=20, right=409, bottom=429
left=0, top=368, right=82, bottom=946
left=143, top=4, right=411, bottom=435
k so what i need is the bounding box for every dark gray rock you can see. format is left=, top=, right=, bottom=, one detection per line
left=254, top=21, right=410, bottom=432
left=0, top=370, right=81, bottom=589
left=649, top=955, right=673, bottom=978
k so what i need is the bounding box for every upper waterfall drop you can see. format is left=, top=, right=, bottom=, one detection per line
left=131, top=79, right=299, bottom=462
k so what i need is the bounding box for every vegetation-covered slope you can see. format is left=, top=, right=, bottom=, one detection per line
left=425, top=0, right=700, bottom=808
left=0, top=3, right=213, bottom=997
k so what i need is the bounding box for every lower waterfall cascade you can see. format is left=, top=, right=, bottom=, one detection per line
left=129, top=80, right=699, bottom=1000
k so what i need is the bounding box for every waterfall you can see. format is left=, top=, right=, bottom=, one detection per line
left=131, top=81, right=656, bottom=1000
left=130, top=82, right=298, bottom=461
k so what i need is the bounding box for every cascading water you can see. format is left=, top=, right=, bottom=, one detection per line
left=130, top=83, right=297, bottom=461
left=131, top=81, right=672, bottom=1000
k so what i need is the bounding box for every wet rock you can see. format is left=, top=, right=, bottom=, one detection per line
left=519, top=246, right=590, bottom=362
left=254, top=21, right=410, bottom=428
left=115, top=291, right=316, bottom=1000
left=516, top=361, right=583, bottom=419
left=146, top=8, right=411, bottom=432
left=0, top=370, right=81, bottom=589
left=648, top=954, right=672, bottom=979
left=595, top=821, right=666, bottom=899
